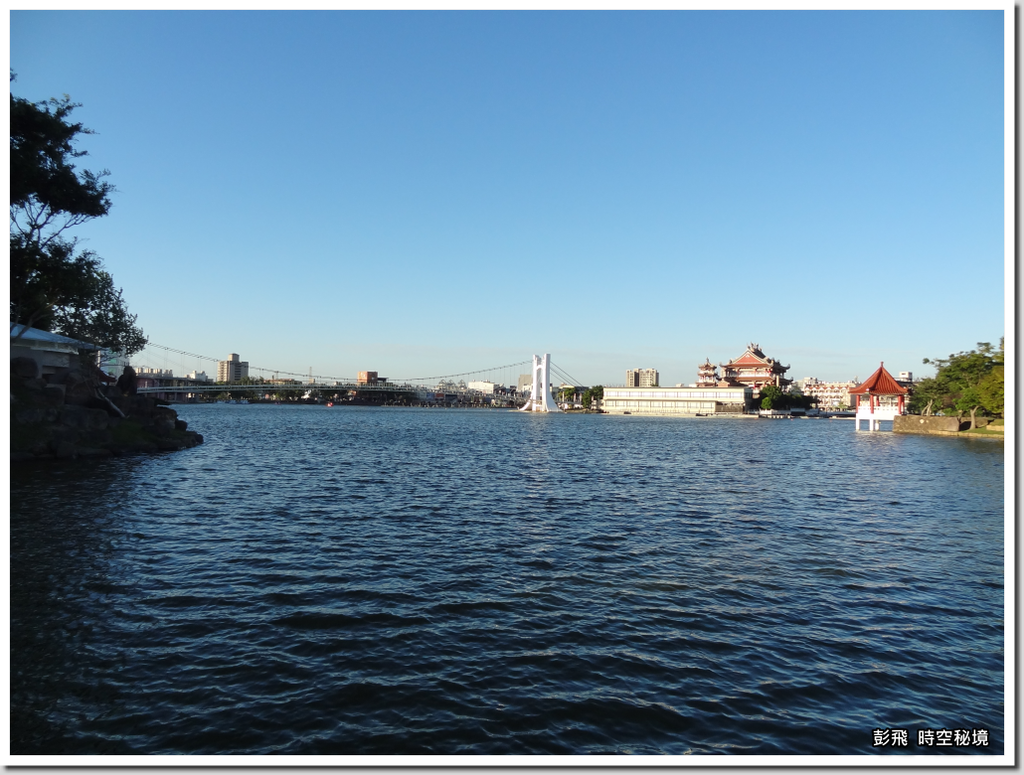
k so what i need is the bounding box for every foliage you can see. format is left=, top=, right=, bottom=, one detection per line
left=910, top=340, right=1004, bottom=417
left=789, top=392, right=817, bottom=411
left=47, top=262, right=147, bottom=356
left=975, top=365, right=1004, bottom=417
left=760, top=385, right=816, bottom=411
left=10, top=79, right=146, bottom=356
left=759, top=385, right=783, bottom=410
left=582, top=385, right=604, bottom=408
left=10, top=90, right=113, bottom=225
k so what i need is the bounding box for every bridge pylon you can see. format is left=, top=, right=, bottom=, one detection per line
left=519, top=353, right=562, bottom=413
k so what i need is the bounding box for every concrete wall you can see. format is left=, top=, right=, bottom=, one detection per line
left=10, top=344, right=72, bottom=375
left=894, top=416, right=966, bottom=434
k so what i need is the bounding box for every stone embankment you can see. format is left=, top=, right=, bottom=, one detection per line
left=894, top=415, right=1003, bottom=437
left=11, top=356, right=203, bottom=462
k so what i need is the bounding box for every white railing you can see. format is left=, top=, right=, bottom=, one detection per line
left=855, top=405, right=903, bottom=421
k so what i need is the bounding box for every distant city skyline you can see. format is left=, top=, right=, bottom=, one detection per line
left=10, top=9, right=1011, bottom=386
left=124, top=340, right=905, bottom=391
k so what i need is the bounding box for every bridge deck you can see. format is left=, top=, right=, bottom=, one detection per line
left=137, top=382, right=419, bottom=394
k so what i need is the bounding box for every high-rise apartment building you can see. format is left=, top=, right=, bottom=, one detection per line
left=626, top=368, right=659, bottom=387
left=217, top=353, right=249, bottom=383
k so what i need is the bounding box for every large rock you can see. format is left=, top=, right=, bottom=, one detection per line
left=113, top=395, right=157, bottom=417
left=59, top=371, right=97, bottom=407
left=151, top=407, right=178, bottom=437
left=15, top=407, right=60, bottom=425
left=11, top=357, right=205, bottom=462
left=81, top=428, right=113, bottom=446
left=42, top=383, right=66, bottom=406
left=53, top=440, right=77, bottom=459
left=59, top=405, right=111, bottom=431
left=77, top=447, right=112, bottom=458
left=11, top=357, right=41, bottom=380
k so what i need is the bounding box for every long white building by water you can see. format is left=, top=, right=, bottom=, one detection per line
left=601, top=386, right=751, bottom=416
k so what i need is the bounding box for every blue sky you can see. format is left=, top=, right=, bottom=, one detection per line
left=10, top=10, right=1009, bottom=386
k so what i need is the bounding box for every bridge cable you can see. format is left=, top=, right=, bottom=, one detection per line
left=396, top=361, right=532, bottom=385
left=550, top=362, right=585, bottom=387
left=141, top=343, right=538, bottom=389
left=141, top=343, right=222, bottom=363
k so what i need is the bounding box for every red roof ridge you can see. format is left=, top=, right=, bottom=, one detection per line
left=849, top=362, right=908, bottom=394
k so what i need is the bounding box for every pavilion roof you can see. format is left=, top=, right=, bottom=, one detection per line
left=849, top=363, right=908, bottom=395
left=10, top=324, right=100, bottom=351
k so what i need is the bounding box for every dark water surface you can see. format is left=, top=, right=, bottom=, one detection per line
left=11, top=406, right=1005, bottom=756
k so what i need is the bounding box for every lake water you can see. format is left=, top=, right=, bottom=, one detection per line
left=10, top=405, right=1006, bottom=758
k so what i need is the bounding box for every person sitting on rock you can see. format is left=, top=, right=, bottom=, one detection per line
left=117, top=366, right=138, bottom=396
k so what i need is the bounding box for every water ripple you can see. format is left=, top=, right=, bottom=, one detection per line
left=11, top=407, right=1004, bottom=756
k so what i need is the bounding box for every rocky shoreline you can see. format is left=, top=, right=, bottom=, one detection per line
left=11, top=356, right=204, bottom=463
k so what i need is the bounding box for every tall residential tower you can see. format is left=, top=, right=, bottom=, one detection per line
left=625, top=368, right=659, bottom=387
left=217, top=353, right=249, bottom=383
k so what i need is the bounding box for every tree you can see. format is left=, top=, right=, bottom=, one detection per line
left=49, top=262, right=147, bottom=355
left=909, top=340, right=1004, bottom=419
left=760, top=384, right=783, bottom=410
left=976, top=365, right=1004, bottom=417
left=10, top=78, right=146, bottom=356
left=582, top=385, right=604, bottom=409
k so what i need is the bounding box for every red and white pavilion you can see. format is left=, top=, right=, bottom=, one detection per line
left=849, top=362, right=908, bottom=431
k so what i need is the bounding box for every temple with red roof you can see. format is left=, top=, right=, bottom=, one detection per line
left=849, top=362, right=908, bottom=431
left=718, top=343, right=791, bottom=393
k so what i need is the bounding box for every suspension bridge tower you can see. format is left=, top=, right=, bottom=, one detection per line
left=520, top=354, right=562, bottom=413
